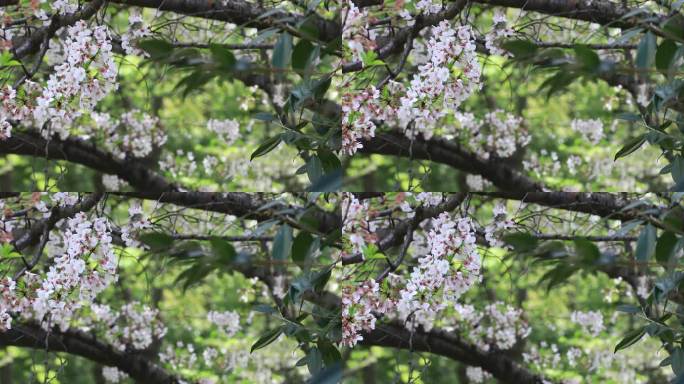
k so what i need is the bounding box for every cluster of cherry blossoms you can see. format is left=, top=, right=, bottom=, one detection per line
left=451, top=110, right=531, bottom=160
left=342, top=5, right=519, bottom=157
left=52, top=0, right=79, bottom=14
left=398, top=20, right=481, bottom=138
left=35, top=21, right=118, bottom=140
left=342, top=194, right=525, bottom=347
left=0, top=194, right=166, bottom=337
left=341, top=279, right=383, bottom=347
left=120, top=8, right=152, bottom=56
left=85, top=110, right=167, bottom=160
left=484, top=9, right=514, bottom=56
left=341, top=86, right=380, bottom=155
left=31, top=211, right=118, bottom=331
left=102, top=366, right=129, bottom=383
left=0, top=278, right=15, bottom=331
left=453, top=302, right=531, bottom=351
left=207, top=310, right=241, bottom=337
left=87, top=302, right=167, bottom=351
left=0, top=3, right=172, bottom=164
left=570, top=310, right=605, bottom=337
left=415, top=0, right=443, bottom=14
left=341, top=193, right=375, bottom=255
left=207, top=118, right=241, bottom=146
left=395, top=212, right=482, bottom=331
left=465, top=366, right=493, bottom=383
left=571, top=118, right=605, bottom=144
left=484, top=201, right=516, bottom=247
left=342, top=0, right=372, bottom=63
left=0, top=18, right=118, bottom=141
left=342, top=16, right=482, bottom=154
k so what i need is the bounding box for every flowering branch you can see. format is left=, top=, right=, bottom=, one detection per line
left=12, top=0, right=105, bottom=59
left=13, top=192, right=104, bottom=252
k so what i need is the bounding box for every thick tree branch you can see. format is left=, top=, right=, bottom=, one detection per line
left=474, top=0, right=663, bottom=29
left=115, top=192, right=341, bottom=234
left=361, top=322, right=552, bottom=384
left=107, top=0, right=340, bottom=43
left=358, top=131, right=545, bottom=192
left=477, top=192, right=658, bottom=222
left=0, top=131, right=181, bottom=192
left=0, top=322, right=179, bottom=384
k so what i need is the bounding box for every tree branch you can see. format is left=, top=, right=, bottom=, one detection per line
left=0, top=322, right=180, bottom=384
left=361, top=322, right=552, bottom=384
left=358, top=131, right=545, bottom=192
left=0, top=131, right=181, bottom=192
left=107, top=0, right=340, bottom=43
left=114, top=192, right=341, bottom=234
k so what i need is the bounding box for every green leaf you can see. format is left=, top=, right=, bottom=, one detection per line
left=306, top=347, right=323, bottom=375
left=292, top=39, right=316, bottom=72
left=662, top=14, right=684, bottom=42
left=0, top=51, right=20, bottom=67
left=316, top=149, right=341, bottom=173
left=539, top=263, right=577, bottom=291
left=254, top=112, right=277, bottom=122
left=307, top=169, right=342, bottom=192
left=672, top=156, right=684, bottom=185
left=539, top=71, right=576, bottom=99
left=307, top=156, right=324, bottom=184
left=210, top=237, right=236, bottom=264
left=361, top=50, right=383, bottom=67
left=272, top=32, right=293, bottom=70
left=635, top=224, right=657, bottom=262
left=312, top=76, right=332, bottom=101
left=573, top=45, right=600, bottom=71
left=616, top=112, right=642, bottom=122
left=503, top=232, right=538, bottom=252
left=138, top=39, right=174, bottom=59
left=656, top=39, right=677, bottom=72
left=252, top=304, right=276, bottom=314
left=636, top=32, right=657, bottom=70
left=250, top=327, right=284, bottom=353
left=175, top=263, right=214, bottom=292
left=292, top=232, right=314, bottom=268
left=615, top=304, right=641, bottom=314
left=614, top=134, right=647, bottom=160
left=656, top=231, right=678, bottom=265
left=272, top=224, right=293, bottom=261
left=317, top=339, right=342, bottom=366
left=307, top=362, right=342, bottom=384
left=175, top=70, right=215, bottom=98
left=312, top=268, right=332, bottom=293
left=501, top=39, right=538, bottom=58
left=614, top=326, right=646, bottom=352
left=673, top=348, right=684, bottom=375
left=209, top=44, right=236, bottom=68
left=573, top=238, right=601, bottom=263
left=139, top=232, right=174, bottom=251
left=251, top=135, right=283, bottom=161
